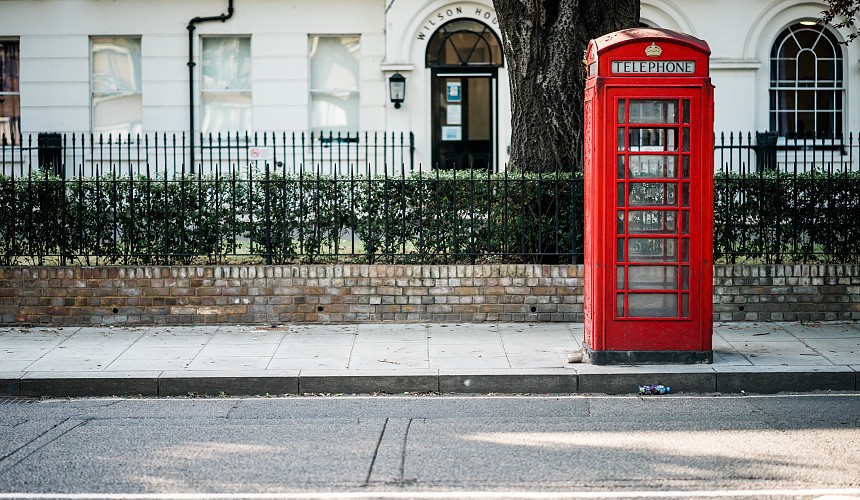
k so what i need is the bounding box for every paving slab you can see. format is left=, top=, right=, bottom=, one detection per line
left=0, top=360, right=35, bottom=371
left=185, top=356, right=273, bottom=371
left=429, top=354, right=512, bottom=369
left=351, top=341, right=427, bottom=357
left=266, top=358, right=349, bottom=370
left=715, top=325, right=797, bottom=343
left=429, top=343, right=506, bottom=357
left=197, top=342, right=280, bottom=357
left=506, top=351, right=571, bottom=368
left=779, top=321, right=860, bottom=338
left=113, top=346, right=204, bottom=360
left=24, top=357, right=119, bottom=372
left=272, top=343, right=353, bottom=359
left=731, top=340, right=836, bottom=366
left=801, top=338, right=860, bottom=366
left=348, top=355, right=429, bottom=370
left=105, top=358, right=194, bottom=371
left=206, top=331, right=286, bottom=345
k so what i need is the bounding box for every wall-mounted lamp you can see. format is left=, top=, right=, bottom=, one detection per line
left=389, top=73, right=406, bottom=109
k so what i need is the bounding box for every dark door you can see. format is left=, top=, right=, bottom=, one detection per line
left=431, top=70, right=495, bottom=170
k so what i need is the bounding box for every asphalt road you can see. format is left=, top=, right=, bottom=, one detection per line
left=1, top=394, right=859, bottom=499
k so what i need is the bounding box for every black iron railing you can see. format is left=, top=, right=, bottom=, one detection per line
left=715, top=131, right=859, bottom=174
left=714, top=132, right=860, bottom=264
left=1, top=131, right=415, bottom=178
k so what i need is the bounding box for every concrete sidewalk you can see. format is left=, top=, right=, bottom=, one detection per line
left=1, top=322, right=859, bottom=398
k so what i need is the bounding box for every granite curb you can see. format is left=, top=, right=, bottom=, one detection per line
left=2, top=367, right=858, bottom=398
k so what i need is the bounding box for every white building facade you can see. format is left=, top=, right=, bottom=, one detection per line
left=0, top=0, right=857, bottom=171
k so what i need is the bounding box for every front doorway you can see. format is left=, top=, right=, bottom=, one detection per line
left=426, top=20, right=503, bottom=170
left=431, top=70, right=495, bottom=170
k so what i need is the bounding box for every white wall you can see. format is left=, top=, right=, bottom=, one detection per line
left=3, top=0, right=860, bottom=170
left=0, top=0, right=386, bottom=135
left=643, top=0, right=860, bottom=135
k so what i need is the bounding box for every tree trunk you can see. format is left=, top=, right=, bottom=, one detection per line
left=494, top=0, right=640, bottom=172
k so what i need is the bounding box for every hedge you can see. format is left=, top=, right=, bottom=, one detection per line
left=0, top=169, right=582, bottom=265
left=3, top=168, right=859, bottom=265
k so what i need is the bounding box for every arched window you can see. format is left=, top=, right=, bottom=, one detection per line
left=425, top=20, right=503, bottom=67
left=770, top=23, right=844, bottom=139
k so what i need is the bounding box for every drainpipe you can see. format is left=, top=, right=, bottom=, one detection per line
left=187, top=0, right=235, bottom=174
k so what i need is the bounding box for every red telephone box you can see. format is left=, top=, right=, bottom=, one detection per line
left=583, top=28, right=714, bottom=364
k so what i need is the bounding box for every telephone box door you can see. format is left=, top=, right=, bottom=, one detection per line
left=607, top=90, right=710, bottom=350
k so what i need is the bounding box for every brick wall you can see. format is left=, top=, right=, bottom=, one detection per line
left=1, top=264, right=858, bottom=326
left=713, top=264, right=860, bottom=322
left=0, top=265, right=584, bottom=326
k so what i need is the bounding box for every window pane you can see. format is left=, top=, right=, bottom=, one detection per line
left=93, top=93, right=142, bottom=136
left=628, top=210, right=677, bottom=234
left=311, top=92, right=359, bottom=133
left=202, top=37, right=251, bottom=91
left=310, top=36, right=359, bottom=90
left=0, top=40, right=19, bottom=92
left=425, top=20, right=503, bottom=66
left=0, top=94, right=20, bottom=143
left=629, top=128, right=677, bottom=152
left=0, top=40, right=20, bottom=143
left=201, top=37, right=251, bottom=135
left=628, top=293, right=678, bottom=317
left=629, top=155, right=677, bottom=178
left=92, top=37, right=141, bottom=92
left=629, top=100, right=678, bottom=124
left=468, top=78, right=490, bottom=140
left=310, top=36, right=360, bottom=132
left=201, top=92, right=251, bottom=135
left=628, top=183, right=678, bottom=206
left=628, top=238, right=678, bottom=262
left=628, top=266, right=678, bottom=290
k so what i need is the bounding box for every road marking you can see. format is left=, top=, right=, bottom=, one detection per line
left=2, top=490, right=860, bottom=499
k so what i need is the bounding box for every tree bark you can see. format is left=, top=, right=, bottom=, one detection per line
left=494, top=0, right=640, bottom=172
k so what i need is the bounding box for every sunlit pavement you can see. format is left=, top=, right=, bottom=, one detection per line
left=1, top=321, right=858, bottom=397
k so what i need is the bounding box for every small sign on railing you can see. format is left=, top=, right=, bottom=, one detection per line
left=248, top=147, right=273, bottom=161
